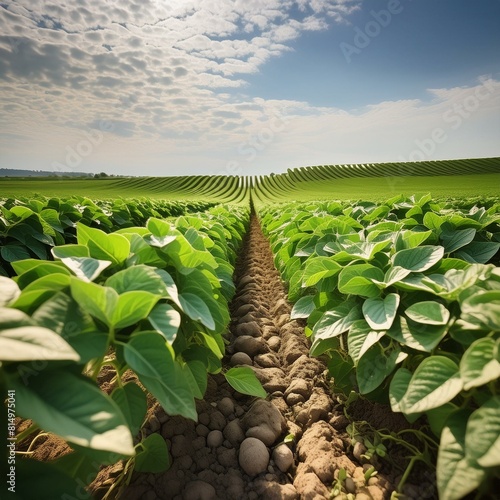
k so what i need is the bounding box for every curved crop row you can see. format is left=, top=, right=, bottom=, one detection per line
left=0, top=204, right=266, bottom=499
left=258, top=195, right=500, bottom=499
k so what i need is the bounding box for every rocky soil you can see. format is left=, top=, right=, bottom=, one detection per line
left=19, top=214, right=438, bottom=499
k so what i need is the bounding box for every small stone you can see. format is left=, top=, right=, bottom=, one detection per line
left=199, top=412, right=210, bottom=426
left=209, top=411, right=226, bottom=431
left=196, top=424, right=210, bottom=437
left=178, top=455, right=193, bottom=470
left=207, top=430, right=224, bottom=448
left=353, top=441, right=367, bottom=462
left=272, top=444, right=294, bottom=472
left=183, top=480, right=216, bottom=500
left=217, top=447, right=238, bottom=468
left=217, top=397, right=235, bottom=417
left=345, top=477, right=356, bottom=494
left=239, top=437, right=270, bottom=477
left=230, top=352, right=253, bottom=366
left=268, top=336, right=281, bottom=351
left=223, top=419, right=245, bottom=446
left=236, top=321, right=261, bottom=338
left=233, top=335, right=265, bottom=358
left=286, top=393, right=305, bottom=406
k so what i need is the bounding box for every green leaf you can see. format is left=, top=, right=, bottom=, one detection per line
left=113, top=291, right=160, bottom=329
left=52, top=244, right=89, bottom=259
left=356, top=343, right=401, bottom=395
left=397, top=356, right=463, bottom=414
left=460, top=338, right=500, bottom=390
left=185, top=360, right=208, bottom=399
left=461, top=290, right=500, bottom=330
left=312, top=301, right=362, bottom=342
left=59, top=256, right=111, bottom=282
left=437, top=410, right=485, bottom=500
left=465, top=396, right=500, bottom=467
left=362, top=293, right=400, bottom=330
left=1, top=244, right=32, bottom=262
left=392, top=245, right=444, bottom=272
left=178, top=292, right=215, bottom=330
left=225, top=366, right=267, bottom=398
left=148, top=303, right=181, bottom=344
left=123, top=333, right=196, bottom=420
left=291, top=295, right=316, bottom=319
left=0, top=325, right=80, bottom=362
left=106, top=265, right=167, bottom=295
left=327, top=350, right=355, bottom=396
left=135, top=433, right=170, bottom=473
left=338, top=264, right=384, bottom=298
left=15, top=459, right=80, bottom=500
left=426, top=403, right=459, bottom=437
left=302, top=257, right=342, bottom=286
left=9, top=370, right=134, bottom=455
left=386, top=315, right=448, bottom=352
left=70, top=279, right=117, bottom=327
left=0, top=276, right=20, bottom=306
left=347, top=320, right=385, bottom=366
left=456, top=241, right=500, bottom=264
left=389, top=367, right=412, bottom=413
left=440, top=227, right=476, bottom=253
left=405, top=301, right=450, bottom=325
left=77, top=223, right=130, bottom=266
left=111, top=383, right=147, bottom=438
left=380, top=266, right=412, bottom=287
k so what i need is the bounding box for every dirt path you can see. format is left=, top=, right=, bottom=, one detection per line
left=92, top=213, right=407, bottom=500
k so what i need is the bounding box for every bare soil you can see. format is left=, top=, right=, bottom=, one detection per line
left=17, top=214, right=438, bottom=499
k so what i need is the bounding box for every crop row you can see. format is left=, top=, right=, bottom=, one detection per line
left=0, top=196, right=217, bottom=277
left=258, top=194, right=500, bottom=500
left=0, top=204, right=266, bottom=498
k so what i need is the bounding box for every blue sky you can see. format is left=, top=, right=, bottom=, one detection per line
left=0, top=0, right=499, bottom=177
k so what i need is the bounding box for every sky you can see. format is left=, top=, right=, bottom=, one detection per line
left=0, top=0, right=499, bottom=177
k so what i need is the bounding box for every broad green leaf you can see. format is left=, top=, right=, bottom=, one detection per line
left=178, top=292, right=215, bottom=330
left=59, top=256, right=111, bottom=282
left=225, top=367, right=267, bottom=398
left=15, top=459, right=80, bottom=500
left=437, top=410, right=485, bottom=500
left=456, top=241, right=500, bottom=264
left=106, top=265, right=166, bottom=295
left=356, top=342, right=401, bottom=394
left=392, top=245, right=444, bottom=272
left=338, top=264, right=384, bottom=298
left=327, top=350, right=355, bottom=396
left=70, top=279, right=117, bottom=327
left=15, top=262, right=71, bottom=290
left=148, top=303, right=181, bottom=344
left=465, top=396, right=500, bottom=467
left=9, top=370, right=134, bottom=455
left=1, top=244, right=32, bottom=262
left=185, top=360, right=208, bottom=399
left=405, top=301, right=450, bottom=326
left=426, top=403, right=459, bottom=437
left=123, top=333, right=196, bottom=420
left=440, top=227, right=476, bottom=253
left=52, top=449, right=100, bottom=484
left=302, top=257, right=341, bottom=287
left=312, top=300, right=362, bottom=341
left=380, top=266, right=412, bottom=287
left=113, top=291, right=159, bottom=329
left=155, top=269, right=182, bottom=309
left=134, top=433, right=170, bottom=473
left=397, top=356, right=463, bottom=414
left=111, top=383, right=147, bottom=437
left=389, top=367, right=412, bottom=413
left=386, top=315, right=447, bottom=352
left=460, top=338, right=500, bottom=390
left=0, top=325, right=80, bottom=362
left=362, top=293, right=400, bottom=330
left=291, top=295, right=316, bottom=319
left=52, top=244, right=89, bottom=259
left=347, top=319, right=385, bottom=365
left=0, top=276, right=20, bottom=306
left=0, top=307, right=34, bottom=329
left=77, top=223, right=130, bottom=266
left=461, top=290, right=500, bottom=331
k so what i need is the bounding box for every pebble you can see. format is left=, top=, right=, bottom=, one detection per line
left=209, top=411, right=226, bottom=431
left=196, top=424, right=210, bottom=437
left=198, top=412, right=210, bottom=426
left=272, top=444, right=294, bottom=472
left=267, top=336, right=281, bottom=351
left=230, top=352, right=253, bottom=366
left=183, top=480, right=216, bottom=500
left=238, top=437, right=270, bottom=476
left=223, top=419, right=245, bottom=446
left=345, top=477, right=356, bottom=494
left=178, top=455, right=193, bottom=470
left=217, top=397, right=235, bottom=417
left=207, top=430, right=224, bottom=448
left=353, top=441, right=367, bottom=462
left=286, top=393, right=305, bottom=406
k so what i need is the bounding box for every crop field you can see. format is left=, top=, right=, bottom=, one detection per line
left=1, top=157, right=499, bottom=500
